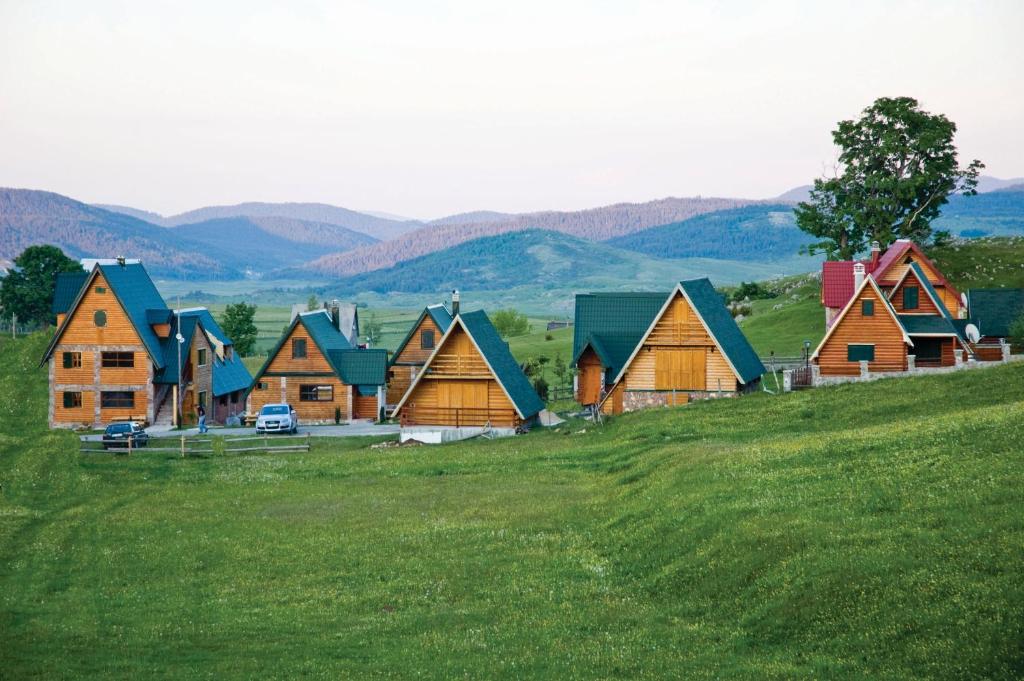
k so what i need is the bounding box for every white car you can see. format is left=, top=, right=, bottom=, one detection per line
left=255, top=403, right=298, bottom=434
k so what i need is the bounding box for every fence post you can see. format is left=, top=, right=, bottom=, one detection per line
left=127, top=432, right=132, bottom=456
left=180, top=435, right=185, bottom=458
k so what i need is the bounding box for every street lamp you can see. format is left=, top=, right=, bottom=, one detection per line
left=176, top=329, right=185, bottom=428
left=803, top=339, right=811, bottom=368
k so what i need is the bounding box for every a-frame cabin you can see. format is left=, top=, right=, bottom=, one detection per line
left=393, top=310, right=543, bottom=429
left=249, top=310, right=388, bottom=422
left=573, top=279, right=764, bottom=415
left=386, top=302, right=453, bottom=409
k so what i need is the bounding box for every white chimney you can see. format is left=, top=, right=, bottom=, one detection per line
left=853, top=263, right=866, bottom=291
left=451, top=290, right=460, bottom=316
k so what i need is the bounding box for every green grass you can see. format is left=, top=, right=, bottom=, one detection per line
left=738, top=275, right=825, bottom=357
left=929, top=236, right=1024, bottom=290
left=2, top=331, right=1022, bottom=678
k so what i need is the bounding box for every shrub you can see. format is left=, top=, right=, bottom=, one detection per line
left=532, top=376, right=549, bottom=401
left=1009, top=313, right=1024, bottom=351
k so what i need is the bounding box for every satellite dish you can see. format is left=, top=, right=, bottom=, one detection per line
left=965, top=324, right=981, bottom=344
left=961, top=292, right=969, bottom=309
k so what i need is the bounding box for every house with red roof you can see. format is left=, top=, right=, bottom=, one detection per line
left=821, top=239, right=964, bottom=327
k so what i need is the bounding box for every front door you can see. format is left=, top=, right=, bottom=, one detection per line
left=437, top=380, right=489, bottom=425
left=579, top=363, right=603, bottom=404
left=654, top=348, right=707, bottom=390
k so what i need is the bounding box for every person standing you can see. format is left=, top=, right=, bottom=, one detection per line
left=197, top=404, right=208, bottom=434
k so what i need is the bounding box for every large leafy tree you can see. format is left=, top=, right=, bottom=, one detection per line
left=0, top=245, right=83, bottom=326
left=219, top=302, right=258, bottom=356
left=796, top=96, right=984, bottom=260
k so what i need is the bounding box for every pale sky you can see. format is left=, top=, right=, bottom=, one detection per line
left=1, top=0, right=1021, bottom=219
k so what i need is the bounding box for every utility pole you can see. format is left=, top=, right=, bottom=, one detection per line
left=176, top=295, right=184, bottom=429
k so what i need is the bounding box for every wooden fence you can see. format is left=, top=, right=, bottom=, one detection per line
left=79, top=432, right=312, bottom=456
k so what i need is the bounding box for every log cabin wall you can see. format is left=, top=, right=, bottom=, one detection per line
left=50, top=272, right=152, bottom=427
left=881, top=256, right=961, bottom=316
left=817, top=285, right=908, bottom=376
left=189, top=329, right=215, bottom=422
left=352, top=389, right=379, bottom=420
left=890, top=276, right=939, bottom=314
left=386, top=365, right=415, bottom=405
left=394, top=316, right=444, bottom=365
left=575, top=348, right=604, bottom=404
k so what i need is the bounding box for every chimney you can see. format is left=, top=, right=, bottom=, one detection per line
left=853, top=263, right=866, bottom=291
left=451, top=289, right=460, bottom=316
left=329, top=299, right=341, bottom=331
left=869, top=241, right=881, bottom=269
left=116, top=255, right=126, bottom=267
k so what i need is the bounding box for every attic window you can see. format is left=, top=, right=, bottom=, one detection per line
left=421, top=330, right=435, bottom=349
left=95, top=286, right=106, bottom=294
left=292, top=338, right=308, bottom=359
left=94, top=310, right=107, bottom=327
left=904, top=286, right=919, bottom=310
left=197, top=349, right=207, bottom=367
left=862, top=300, right=874, bottom=316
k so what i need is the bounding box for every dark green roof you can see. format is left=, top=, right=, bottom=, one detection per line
left=907, top=263, right=956, bottom=321
left=460, top=310, right=544, bottom=419
left=572, top=292, right=668, bottom=379
left=679, top=278, right=766, bottom=384
left=97, top=263, right=170, bottom=367
left=329, top=348, right=388, bottom=386
left=154, top=314, right=199, bottom=384
left=301, top=310, right=354, bottom=353
left=897, top=314, right=959, bottom=335
left=390, top=304, right=453, bottom=366
left=967, top=288, right=1024, bottom=337
left=52, top=271, right=88, bottom=314
left=211, top=353, right=253, bottom=396
left=154, top=312, right=253, bottom=394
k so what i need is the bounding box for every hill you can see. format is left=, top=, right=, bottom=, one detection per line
left=327, top=229, right=810, bottom=295
left=307, top=196, right=761, bottom=277
left=2, top=332, right=1022, bottom=678
left=934, top=190, right=1024, bottom=238
left=0, top=188, right=226, bottom=278
left=605, top=204, right=815, bottom=261
left=776, top=175, right=1024, bottom=204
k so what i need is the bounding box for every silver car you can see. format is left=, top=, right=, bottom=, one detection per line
left=255, top=403, right=298, bottom=434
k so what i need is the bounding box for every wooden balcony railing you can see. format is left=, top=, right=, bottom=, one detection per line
left=400, top=405, right=519, bottom=428
left=426, top=356, right=490, bottom=376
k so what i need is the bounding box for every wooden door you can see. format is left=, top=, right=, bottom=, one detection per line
left=437, top=380, right=489, bottom=425
left=654, top=348, right=706, bottom=390
left=579, top=363, right=603, bottom=404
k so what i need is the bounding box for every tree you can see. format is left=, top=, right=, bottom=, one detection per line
left=491, top=309, right=529, bottom=338
left=220, top=302, right=258, bottom=356
left=1009, top=313, right=1024, bottom=351
left=795, top=96, right=984, bottom=260
left=362, top=313, right=383, bottom=346
left=307, top=294, right=319, bottom=311
left=0, top=245, right=83, bottom=326
left=552, top=352, right=570, bottom=387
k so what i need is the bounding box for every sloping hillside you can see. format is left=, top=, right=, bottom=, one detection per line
left=307, top=196, right=761, bottom=277
left=934, top=188, right=1024, bottom=238
left=605, top=204, right=815, bottom=260
left=1, top=331, right=1021, bottom=678
left=328, top=229, right=808, bottom=294
left=0, top=188, right=227, bottom=278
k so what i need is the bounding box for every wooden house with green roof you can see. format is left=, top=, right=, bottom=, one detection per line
left=42, top=260, right=252, bottom=428
left=385, top=301, right=454, bottom=409
left=393, top=310, right=543, bottom=430
left=572, top=279, right=765, bottom=415
left=248, top=310, right=389, bottom=423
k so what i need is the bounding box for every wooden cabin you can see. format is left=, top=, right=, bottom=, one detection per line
left=42, top=260, right=252, bottom=429
left=821, top=239, right=964, bottom=326
left=248, top=310, right=388, bottom=423
left=812, top=264, right=971, bottom=376
left=386, top=302, right=453, bottom=409
left=393, top=310, right=543, bottom=429
left=572, top=280, right=765, bottom=415
left=964, top=288, right=1024, bottom=360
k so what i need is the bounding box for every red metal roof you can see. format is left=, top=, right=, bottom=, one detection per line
left=820, top=240, right=958, bottom=310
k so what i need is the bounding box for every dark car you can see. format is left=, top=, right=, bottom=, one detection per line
left=102, top=422, right=150, bottom=450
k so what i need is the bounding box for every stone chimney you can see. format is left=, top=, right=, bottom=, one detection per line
left=869, top=241, right=881, bottom=269
left=451, top=290, right=460, bottom=316
left=116, top=255, right=126, bottom=267
left=853, top=263, right=866, bottom=291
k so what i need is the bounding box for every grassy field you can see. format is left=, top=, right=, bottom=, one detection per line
left=2, top=331, right=1022, bottom=679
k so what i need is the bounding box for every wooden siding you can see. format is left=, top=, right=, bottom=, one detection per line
left=706, top=349, right=738, bottom=392
left=266, top=323, right=334, bottom=374
left=249, top=377, right=284, bottom=415
left=937, top=286, right=961, bottom=316
left=352, top=390, right=379, bottom=420
left=386, top=365, right=415, bottom=405
left=398, top=325, right=519, bottom=427
left=250, top=375, right=351, bottom=422
left=576, top=348, right=604, bottom=404
left=53, top=389, right=96, bottom=424
left=394, top=316, right=444, bottom=365
left=817, top=285, right=907, bottom=375
left=600, top=381, right=624, bottom=415
left=59, top=273, right=144, bottom=347
left=881, top=254, right=962, bottom=316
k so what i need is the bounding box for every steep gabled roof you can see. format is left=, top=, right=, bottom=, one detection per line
left=52, top=271, right=88, bottom=314
left=572, top=292, right=667, bottom=378
left=393, top=310, right=544, bottom=420
left=390, top=303, right=453, bottom=365
left=154, top=314, right=199, bottom=384
left=812, top=275, right=912, bottom=360
left=890, top=263, right=956, bottom=320
left=178, top=307, right=231, bottom=346
left=610, top=280, right=765, bottom=386
left=153, top=312, right=254, bottom=394
left=42, top=263, right=169, bottom=368
left=328, top=348, right=388, bottom=386
left=966, top=288, right=1024, bottom=337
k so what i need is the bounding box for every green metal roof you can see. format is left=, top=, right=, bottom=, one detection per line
left=154, top=314, right=198, bottom=385
left=51, top=271, right=88, bottom=314
left=154, top=312, right=253, bottom=394
left=211, top=353, right=254, bottom=397
left=389, top=303, right=453, bottom=366
left=967, top=288, right=1024, bottom=337
left=97, top=263, right=170, bottom=368
left=460, top=310, right=544, bottom=419
left=679, top=278, right=766, bottom=384
left=329, top=348, right=388, bottom=386
left=572, top=292, right=668, bottom=379
left=907, top=263, right=956, bottom=321
left=897, top=314, right=959, bottom=335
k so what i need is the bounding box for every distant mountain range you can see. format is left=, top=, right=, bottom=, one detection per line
left=775, top=174, right=1024, bottom=204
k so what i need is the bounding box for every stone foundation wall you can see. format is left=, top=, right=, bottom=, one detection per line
left=622, top=390, right=737, bottom=412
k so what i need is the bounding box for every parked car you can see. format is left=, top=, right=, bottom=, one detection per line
left=255, top=403, right=298, bottom=434
left=102, top=422, right=149, bottom=449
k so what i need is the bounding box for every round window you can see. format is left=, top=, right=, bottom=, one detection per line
left=94, top=310, right=107, bottom=327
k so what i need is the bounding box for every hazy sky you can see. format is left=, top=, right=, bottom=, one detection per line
left=1, top=0, right=1021, bottom=219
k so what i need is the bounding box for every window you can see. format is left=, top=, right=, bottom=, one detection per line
left=861, top=300, right=874, bottom=317
left=292, top=338, right=307, bottom=359
left=300, top=384, right=334, bottom=401
left=95, top=286, right=106, bottom=294
left=100, top=391, right=135, bottom=409
left=219, top=395, right=227, bottom=406
left=904, top=286, right=919, bottom=310
left=197, top=348, right=207, bottom=366
left=256, top=382, right=268, bottom=390
left=62, top=351, right=82, bottom=369
left=847, top=344, right=875, bottom=362
left=63, top=392, right=82, bottom=408
left=94, top=310, right=107, bottom=327
left=231, top=391, right=239, bottom=404
left=198, top=391, right=207, bottom=409
left=102, top=352, right=134, bottom=368
left=421, top=330, right=435, bottom=349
